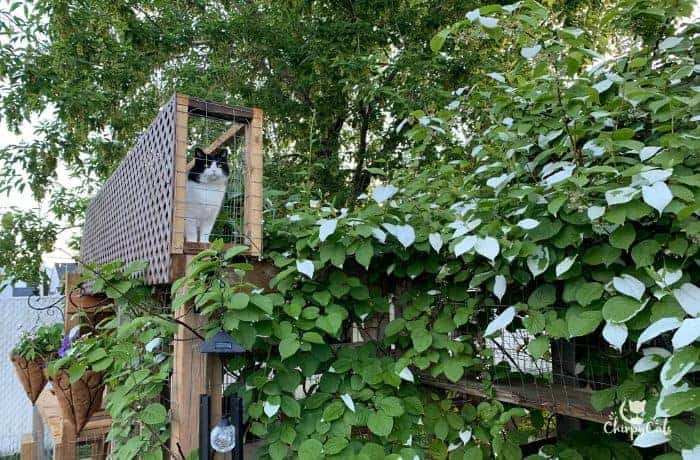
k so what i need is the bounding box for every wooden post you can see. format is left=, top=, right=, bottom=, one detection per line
left=172, top=93, right=189, bottom=255
left=53, top=422, right=76, bottom=460
left=244, top=109, right=264, bottom=257
left=20, top=433, right=36, bottom=460
left=171, top=254, right=215, bottom=459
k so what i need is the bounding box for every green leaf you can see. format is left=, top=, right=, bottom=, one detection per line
left=141, top=403, right=167, bottom=425
left=224, top=245, right=249, bottom=259
left=230, top=292, right=250, bottom=310
left=591, top=387, right=616, bottom=411
left=302, top=332, right=325, bottom=344
left=582, top=244, right=620, bottom=266
left=269, top=442, right=287, bottom=460
left=430, top=29, right=449, bottom=53
left=443, top=360, right=465, bottom=383
left=251, top=294, right=274, bottom=314
left=367, top=412, right=393, bottom=437
left=523, top=311, right=546, bottom=335
left=68, top=363, right=87, bottom=384
left=376, top=396, right=404, bottom=417
left=661, top=388, right=700, bottom=417
left=384, top=318, right=406, bottom=337
left=355, top=240, right=374, bottom=269
left=602, top=296, right=645, bottom=323
left=324, top=436, right=349, bottom=455
left=527, top=336, right=549, bottom=359
left=631, top=239, right=661, bottom=267
left=566, top=308, right=602, bottom=337
left=87, top=347, right=107, bottom=363
left=609, top=224, right=636, bottom=250
left=92, top=357, right=113, bottom=372
left=322, top=401, right=345, bottom=422
left=528, top=284, right=556, bottom=308
left=411, top=328, right=432, bottom=353
left=279, top=337, right=300, bottom=360
left=298, top=439, right=323, bottom=460
left=281, top=395, right=301, bottom=418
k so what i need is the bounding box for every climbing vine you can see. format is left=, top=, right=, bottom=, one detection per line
left=48, top=0, right=700, bottom=459
left=176, top=1, right=700, bottom=458
left=48, top=260, right=175, bottom=460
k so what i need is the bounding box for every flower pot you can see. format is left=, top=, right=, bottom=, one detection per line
left=10, top=353, right=47, bottom=404
left=51, top=369, right=105, bottom=433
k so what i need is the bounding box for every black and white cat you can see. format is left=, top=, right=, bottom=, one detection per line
left=185, top=147, right=229, bottom=243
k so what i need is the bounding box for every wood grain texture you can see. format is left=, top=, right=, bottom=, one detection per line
left=418, top=373, right=610, bottom=424
left=244, top=108, right=264, bottom=257
left=204, top=122, right=244, bottom=154
left=171, top=254, right=211, bottom=458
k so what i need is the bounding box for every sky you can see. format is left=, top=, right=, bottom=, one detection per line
left=0, top=0, right=699, bottom=268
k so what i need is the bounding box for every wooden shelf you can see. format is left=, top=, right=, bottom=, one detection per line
left=418, top=373, right=610, bottom=424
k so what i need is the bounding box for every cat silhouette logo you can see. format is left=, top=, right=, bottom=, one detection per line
left=604, top=398, right=671, bottom=442
left=619, top=399, right=646, bottom=426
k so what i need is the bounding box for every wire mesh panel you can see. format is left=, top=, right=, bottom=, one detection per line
left=442, top=302, right=629, bottom=422
left=183, top=108, right=248, bottom=246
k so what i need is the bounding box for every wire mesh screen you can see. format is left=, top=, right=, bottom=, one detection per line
left=450, top=302, right=631, bottom=422
left=185, top=111, right=248, bottom=245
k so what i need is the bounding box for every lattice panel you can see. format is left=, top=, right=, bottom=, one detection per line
left=80, top=96, right=177, bottom=285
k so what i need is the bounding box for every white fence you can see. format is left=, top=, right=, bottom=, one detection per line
left=0, top=295, right=63, bottom=455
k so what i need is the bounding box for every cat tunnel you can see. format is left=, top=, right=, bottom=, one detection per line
left=80, top=94, right=264, bottom=285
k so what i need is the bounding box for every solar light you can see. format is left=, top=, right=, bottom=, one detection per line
left=200, top=331, right=246, bottom=460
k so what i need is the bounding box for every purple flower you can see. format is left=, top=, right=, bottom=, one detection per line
left=57, top=335, right=71, bottom=358
left=57, top=326, right=80, bottom=358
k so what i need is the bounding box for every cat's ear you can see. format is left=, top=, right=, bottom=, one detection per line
left=218, top=148, right=229, bottom=159
left=194, top=147, right=206, bottom=159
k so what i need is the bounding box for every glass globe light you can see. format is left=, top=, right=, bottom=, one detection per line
left=210, top=417, right=236, bottom=453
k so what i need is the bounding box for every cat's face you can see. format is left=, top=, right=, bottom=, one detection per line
left=190, top=147, right=230, bottom=183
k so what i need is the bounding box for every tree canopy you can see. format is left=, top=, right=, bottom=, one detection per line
left=0, top=0, right=670, bottom=284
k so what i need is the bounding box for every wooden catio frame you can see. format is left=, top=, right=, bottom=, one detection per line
left=80, top=94, right=263, bottom=285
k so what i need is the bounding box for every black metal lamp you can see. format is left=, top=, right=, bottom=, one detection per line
left=200, top=331, right=246, bottom=460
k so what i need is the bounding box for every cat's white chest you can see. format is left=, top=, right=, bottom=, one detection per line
left=185, top=180, right=226, bottom=215
left=184, top=178, right=227, bottom=242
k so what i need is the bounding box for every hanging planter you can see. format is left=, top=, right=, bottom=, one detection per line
left=51, top=369, right=105, bottom=433
left=11, top=323, right=64, bottom=404
left=10, top=353, right=47, bottom=404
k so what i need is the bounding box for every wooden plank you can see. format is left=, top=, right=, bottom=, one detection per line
left=418, top=374, right=609, bottom=424
left=20, top=433, right=36, bottom=460
left=171, top=254, right=211, bottom=459
left=243, top=108, right=264, bottom=257
left=171, top=94, right=189, bottom=255
left=204, top=123, right=244, bottom=154
left=187, top=97, right=254, bottom=122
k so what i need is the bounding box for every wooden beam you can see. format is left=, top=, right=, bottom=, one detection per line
left=171, top=254, right=213, bottom=459
left=243, top=108, right=264, bottom=257
left=171, top=94, right=189, bottom=256
left=417, top=374, right=610, bottom=424
left=204, top=123, right=244, bottom=154
left=187, top=97, right=253, bottom=123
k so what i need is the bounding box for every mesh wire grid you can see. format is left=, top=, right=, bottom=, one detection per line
left=186, top=107, right=248, bottom=246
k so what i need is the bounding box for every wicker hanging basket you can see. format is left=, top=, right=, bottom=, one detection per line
left=52, top=369, right=105, bottom=433
left=10, top=353, right=47, bottom=404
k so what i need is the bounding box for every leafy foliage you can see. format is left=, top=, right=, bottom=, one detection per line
left=47, top=260, right=174, bottom=460
left=12, top=322, right=63, bottom=361
left=179, top=0, right=700, bottom=457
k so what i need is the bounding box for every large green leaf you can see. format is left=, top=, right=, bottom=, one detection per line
left=367, top=412, right=393, bottom=437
